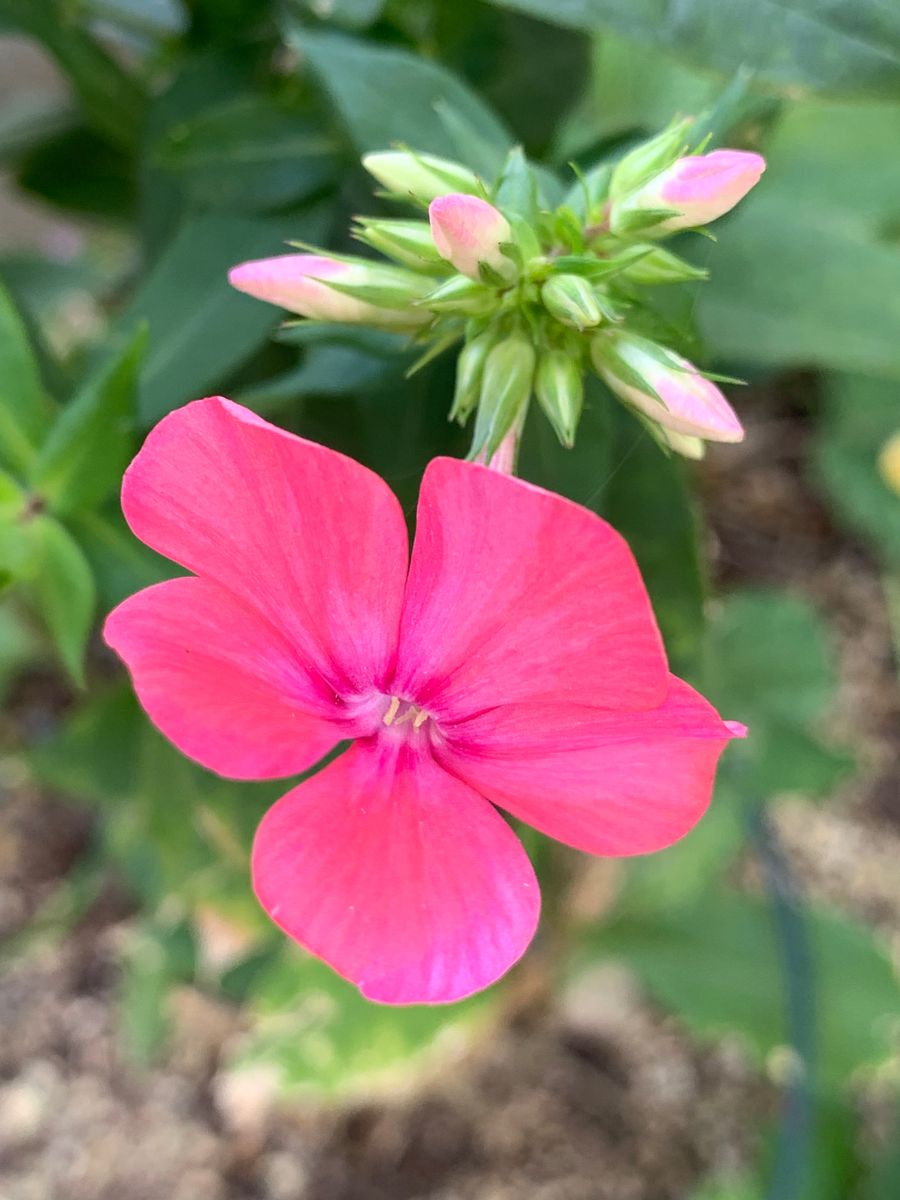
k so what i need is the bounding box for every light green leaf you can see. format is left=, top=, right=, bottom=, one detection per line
left=698, top=100, right=900, bottom=379
left=231, top=944, right=490, bottom=1095
left=814, top=373, right=900, bottom=567
left=0, top=278, right=51, bottom=474
left=290, top=26, right=513, bottom=164
left=704, top=590, right=852, bottom=799
left=591, top=892, right=898, bottom=1087
left=29, top=325, right=146, bottom=516
left=25, top=514, right=95, bottom=686
left=484, top=0, right=900, bottom=97
left=120, top=209, right=328, bottom=422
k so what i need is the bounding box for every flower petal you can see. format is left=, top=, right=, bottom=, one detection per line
left=392, top=458, right=668, bottom=718
left=121, top=397, right=409, bottom=696
left=438, top=677, right=742, bottom=856
left=105, top=577, right=343, bottom=779
left=252, top=740, right=540, bottom=1004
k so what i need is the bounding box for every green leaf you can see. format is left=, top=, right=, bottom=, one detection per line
left=591, top=891, right=898, bottom=1087
left=603, top=408, right=705, bottom=671
left=120, top=209, right=328, bottom=422
left=814, top=373, right=900, bottom=567
left=29, top=325, right=146, bottom=516
left=698, top=100, right=900, bottom=379
left=0, top=0, right=147, bottom=148
left=231, top=944, right=491, bottom=1095
left=25, top=514, right=95, bottom=686
left=493, top=145, right=539, bottom=223
left=16, top=125, right=133, bottom=220
left=149, top=94, right=339, bottom=213
left=484, top=0, right=900, bottom=97
left=71, top=509, right=173, bottom=610
left=290, top=26, right=513, bottom=164
left=704, top=590, right=852, bottom=799
left=0, top=278, right=51, bottom=473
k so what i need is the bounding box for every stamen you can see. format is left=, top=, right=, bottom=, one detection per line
left=382, top=696, right=401, bottom=726
left=412, top=709, right=428, bottom=730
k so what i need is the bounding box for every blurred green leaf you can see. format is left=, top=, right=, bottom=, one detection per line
left=604, top=410, right=705, bottom=671
left=16, top=126, right=134, bottom=220
left=0, top=96, right=76, bottom=165
left=483, top=0, right=900, bottom=97
left=699, top=100, right=900, bottom=379
left=121, top=209, right=328, bottom=422
left=705, top=590, right=852, bottom=800
left=591, top=891, right=898, bottom=1087
left=0, top=605, right=40, bottom=701
left=231, top=943, right=490, bottom=1094
left=0, top=0, right=147, bottom=149
left=814, top=373, right=900, bottom=567
left=84, top=0, right=189, bottom=40
left=30, top=325, right=146, bottom=516
left=290, top=26, right=513, bottom=166
left=150, top=94, right=339, bottom=213
left=72, top=509, right=173, bottom=609
left=25, top=514, right=95, bottom=687
left=120, top=919, right=197, bottom=1064
left=293, top=0, right=384, bottom=29
left=0, top=279, right=51, bottom=474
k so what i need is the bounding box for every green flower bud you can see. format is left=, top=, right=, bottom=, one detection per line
left=472, top=334, right=535, bottom=460
left=541, top=274, right=603, bottom=330
left=609, top=118, right=692, bottom=201
left=450, top=329, right=498, bottom=423
left=354, top=218, right=444, bottom=270
left=421, top=275, right=497, bottom=316
left=362, top=150, right=481, bottom=203
left=535, top=349, right=584, bottom=448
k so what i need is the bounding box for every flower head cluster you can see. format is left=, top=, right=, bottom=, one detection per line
left=230, top=123, right=764, bottom=461
left=105, top=398, right=744, bottom=1005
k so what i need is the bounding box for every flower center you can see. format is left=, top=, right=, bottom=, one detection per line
left=381, top=695, right=432, bottom=732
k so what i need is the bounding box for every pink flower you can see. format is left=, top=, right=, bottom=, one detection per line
left=612, top=150, right=765, bottom=233
left=428, top=194, right=514, bottom=281
left=104, top=398, right=743, bottom=1005
left=228, top=254, right=429, bottom=327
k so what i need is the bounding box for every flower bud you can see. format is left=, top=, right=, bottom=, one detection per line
left=450, top=329, right=498, bottom=423
left=420, top=275, right=496, bottom=316
left=535, top=349, right=584, bottom=447
left=618, top=244, right=709, bottom=286
left=354, top=218, right=444, bottom=270
left=541, top=274, right=603, bottom=330
left=610, top=118, right=692, bottom=200
left=428, top=194, right=515, bottom=282
left=228, top=254, right=430, bottom=327
left=660, top=428, right=706, bottom=459
left=878, top=430, right=900, bottom=497
left=611, top=150, right=765, bottom=235
left=362, top=150, right=480, bottom=203
left=473, top=333, right=535, bottom=460
left=591, top=331, right=744, bottom=443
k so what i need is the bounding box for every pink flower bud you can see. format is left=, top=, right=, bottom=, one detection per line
left=592, top=332, right=744, bottom=444
left=428, top=194, right=514, bottom=281
left=228, top=254, right=429, bottom=327
left=612, top=150, right=765, bottom=233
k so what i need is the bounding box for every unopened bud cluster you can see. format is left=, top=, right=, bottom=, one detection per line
left=230, top=124, right=765, bottom=459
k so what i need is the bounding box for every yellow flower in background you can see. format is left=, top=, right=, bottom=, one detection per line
left=877, top=430, right=900, bottom=497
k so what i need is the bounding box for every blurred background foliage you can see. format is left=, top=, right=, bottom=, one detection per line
left=0, top=2, right=898, bottom=1198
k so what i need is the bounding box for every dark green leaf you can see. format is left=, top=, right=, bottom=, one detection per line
left=290, top=26, right=513, bottom=163
left=121, top=209, right=328, bottom=422
left=16, top=126, right=134, bottom=220
left=150, top=94, right=339, bottom=213
left=484, top=0, right=900, bottom=97
left=0, top=0, right=147, bottom=148
left=30, top=325, right=146, bottom=516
